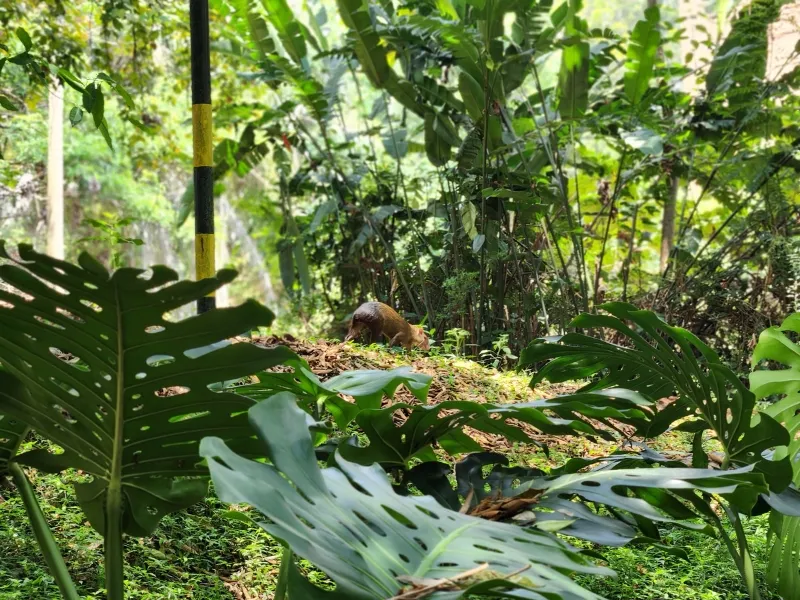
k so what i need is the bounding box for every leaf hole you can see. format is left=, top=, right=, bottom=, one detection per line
left=382, top=506, right=417, bottom=529
left=473, top=544, right=503, bottom=554
left=36, top=316, right=65, bottom=330
left=56, top=307, right=84, bottom=323
left=79, top=299, right=103, bottom=312
left=295, top=514, right=316, bottom=529
left=353, top=511, right=386, bottom=537
left=146, top=354, right=175, bottom=367
left=169, top=411, right=210, bottom=423
left=415, top=506, right=439, bottom=519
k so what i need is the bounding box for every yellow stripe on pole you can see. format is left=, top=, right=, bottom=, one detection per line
left=192, top=104, right=213, bottom=167
left=195, top=233, right=216, bottom=296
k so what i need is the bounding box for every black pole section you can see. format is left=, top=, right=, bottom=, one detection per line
left=190, top=0, right=216, bottom=313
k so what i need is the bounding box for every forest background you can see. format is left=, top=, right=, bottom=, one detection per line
left=4, top=0, right=800, bottom=370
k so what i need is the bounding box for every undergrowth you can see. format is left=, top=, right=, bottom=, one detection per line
left=0, top=342, right=777, bottom=599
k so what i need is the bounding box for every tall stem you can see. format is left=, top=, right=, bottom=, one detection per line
left=622, top=203, right=639, bottom=302
left=8, top=463, right=80, bottom=600
left=106, top=285, right=126, bottom=600
left=721, top=503, right=761, bottom=600
left=274, top=546, right=294, bottom=600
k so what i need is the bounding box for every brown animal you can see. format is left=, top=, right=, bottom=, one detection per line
left=344, top=302, right=429, bottom=351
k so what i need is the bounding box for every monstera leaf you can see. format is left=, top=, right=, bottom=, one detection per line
left=406, top=451, right=765, bottom=552
left=750, top=313, right=800, bottom=598
left=0, top=245, right=294, bottom=540
left=0, top=405, right=26, bottom=477
left=231, top=359, right=432, bottom=428
left=202, top=392, right=612, bottom=600
left=333, top=397, right=624, bottom=469
left=521, top=303, right=791, bottom=489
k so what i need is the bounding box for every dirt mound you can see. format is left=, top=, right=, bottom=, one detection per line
left=247, top=336, right=589, bottom=454
left=249, top=334, right=576, bottom=407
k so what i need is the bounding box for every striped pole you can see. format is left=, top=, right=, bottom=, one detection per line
left=190, top=0, right=215, bottom=313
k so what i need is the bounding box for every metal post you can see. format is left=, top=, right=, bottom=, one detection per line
left=190, top=0, right=215, bottom=313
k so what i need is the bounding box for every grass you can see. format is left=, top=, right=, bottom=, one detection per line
left=0, top=343, right=784, bottom=599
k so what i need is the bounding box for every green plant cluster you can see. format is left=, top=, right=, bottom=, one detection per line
left=186, top=0, right=800, bottom=363
left=1, top=249, right=800, bottom=599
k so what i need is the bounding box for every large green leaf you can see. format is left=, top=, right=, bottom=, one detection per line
left=0, top=366, right=27, bottom=476
left=459, top=71, right=484, bottom=121
left=0, top=244, right=292, bottom=536
left=333, top=397, right=611, bottom=468
left=750, top=313, right=800, bottom=597
left=0, top=408, right=26, bottom=476
left=260, top=0, right=308, bottom=67
left=202, top=392, right=611, bottom=599
left=230, top=354, right=433, bottom=428
left=407, top=451, right=766, bottom=549
left=556, top=0, right=589, bottom=120
left=336, top=0, right=421, bottom=115
left=705, top=0, right=784, bottom=98
left=424, top=111, right=460, bottom=166
left=624, top=5, right=661, bottom=106
left=520, top=303, right=791, bottom=490
left=243, top=0, right=277, bottom=59
left=404, top=15, right=483, bottom=83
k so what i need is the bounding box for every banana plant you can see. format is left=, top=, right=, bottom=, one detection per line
left=0, top=244, right=291, bottom=599
left=202, top=392, right=614, bottom=599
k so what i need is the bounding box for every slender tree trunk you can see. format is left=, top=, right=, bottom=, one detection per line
left=646, top=0, right=680, bottom=275
left=47, top=82, right=64, bottom=259
left=660, top=172, right=679, bottom=273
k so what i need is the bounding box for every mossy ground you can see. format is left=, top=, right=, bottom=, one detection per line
left=0, top=340, right=779, bottom=599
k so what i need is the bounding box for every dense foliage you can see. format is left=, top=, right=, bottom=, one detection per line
left=3, top=0, right=800, bottom=599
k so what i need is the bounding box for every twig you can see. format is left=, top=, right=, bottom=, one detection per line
left=390, top=563, right=490, bottom=600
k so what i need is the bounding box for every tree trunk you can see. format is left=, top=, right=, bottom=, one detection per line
left=47, top=82, right=64, bottom=259
left=660, top=171, right=679, bottom=273
left=648, top=0, right=679, bottom=275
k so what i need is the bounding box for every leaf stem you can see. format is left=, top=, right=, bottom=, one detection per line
left=106, top=284, right=126, bottom=599
left=275, top=546, right=294, bottom=600
left=8, top=462, right=81, bottom=600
